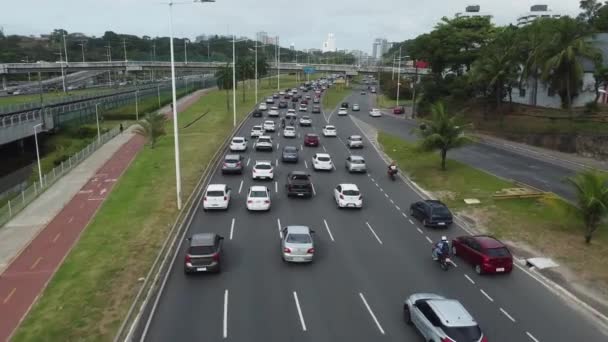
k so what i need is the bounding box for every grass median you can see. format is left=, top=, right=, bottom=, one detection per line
left=13, top=75, right=299, bottom=341
left=378, top=132, right=608, bottom=295
left=376, top=94, right=411, bottom=108
left=322, top=84, right=352, bottom=111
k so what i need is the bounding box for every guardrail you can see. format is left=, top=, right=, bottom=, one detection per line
left=0, top=123, right=124, bottom=228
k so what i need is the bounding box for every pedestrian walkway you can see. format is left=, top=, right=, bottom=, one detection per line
left=0, top=89, right=208, bottom=341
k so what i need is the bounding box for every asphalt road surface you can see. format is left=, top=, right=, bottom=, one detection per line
left=142, top=87, right=606, bottom=341
left=347, top=89, right=582, bottom=202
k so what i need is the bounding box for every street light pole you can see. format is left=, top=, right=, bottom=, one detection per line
left=232, top=34, right=237, bottom=127
left=106, top=45, right=112, bottom=86
left=254, top=39, right=258, bottom=104
left=276, top=36, right=280, bottom=91
left=62, top=34, right=69, bottom=64
left=396, top=46, right=402, bottom=107
left=21, top=57, right=31, bottom=82
left=135, top=89, right=139, bottom=121
left=168, top=1, right=183, bottom=209
left=184, top=39, right=188, bottom=64
left=123, top=38, right=128, bottom=62
left=33, top=124, right=43, bottom=186
left=78, top=42, right=85, bottom=62
left=95, top=103, right=101, bottom=143
left=56, top=50, right=66, bottom=93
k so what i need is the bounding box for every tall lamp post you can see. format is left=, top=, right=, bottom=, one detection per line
left=54, top=50, right=66, bottom=93
left=276, top=36, right=280, bottom=91
left=250, top=41, right=267, bottom=104
left=165, top=0, right=215, bottom=210
left=232, top=36, right=247, bottom=127
left=21, top=57, right=31, bottom=82
left=33, top=124, right=43, bottom=187
left=78, top=41, right=86, bottom=62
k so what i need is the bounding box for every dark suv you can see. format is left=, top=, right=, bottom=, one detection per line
left=286, top=171, right=313, bottom=197
left=409, top=200, right=453, bottom=228
left=184, top=233, right=224, bottom=274
left=341, top=102, right=349, bottom=108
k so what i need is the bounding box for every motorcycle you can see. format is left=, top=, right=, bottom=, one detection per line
left=388, top=167, right=397, bottom=180
left=432, top=249, right=453, bottom=271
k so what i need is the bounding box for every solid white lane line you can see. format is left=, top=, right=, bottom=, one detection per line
left=300, top=144, right=304, bottom=150
left=323, top=145, right=327, bottom=152
left=223, top=290, right=229, bottom=338
left=277, top=218, right=283, bottom=238
left=408, top=219, right=414, bottom=225
left=229, top=218, right=236, bottom=240
left=246, top=158, right=250, bottom=166
left=359, top=293, right=385, bottom=335
left=416, top=228, right=423, bottom=234
left=275, top=181, right=278, bottom=193
left=293, top=291, right=307, bottom=331
left=238, top=180, right=243, bottom=194
left=464, top=274, right=476, bottom=284
left=526, top=332, right=540, bottom=342
left=277, top=143, right=280, bottom=150
left=480, top=289, right=494, bottom=302
left=304, top=160, right=308, bottom=169
left=323, top=219, right=335, bottom=242
left=384, top=193, right=389, bottom=198
left=425, top=236, right=433, bottom=244
left=275, top=158, right=279, bottom=167
left=500, top=308, right=516, bottom=322
left=365, top=222, right=383, bottom=244
left=311, top=182, right=316, bottom=196
left=395, top=205, right=400, bottom=211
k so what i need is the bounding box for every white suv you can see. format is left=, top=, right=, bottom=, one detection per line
left=230, top=137, right=247, bottom=151
left=312, top=153, right=333, bottom=171
left=322, top=125, right=337, bottom=137
left=255, top=136, right=273, bottom=151
left=347, top=135, right=363, bottom=149
left=203, top=184, right=231, bottom=211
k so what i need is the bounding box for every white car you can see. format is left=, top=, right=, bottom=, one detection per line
left=338, top=108, right=348, bottom=116
left=299, top=105, right=308, bottom=112
left=347, top=135, right=363, bottom=148
left=334, top=184, right=362, bottom=209
left=369, top=108, right=382, bottom=117
left=265, top=97, right=274, bottom=104
left=252, top=160, right=274, bottom=180
left=268, top=107, right=279, bottom=117
left=250, top=125, right=264, bottom=138
left=312, top=153, right=333, bottom=171
left=230, top=137, right=247, bottom=151
left=299, top=116, right=312, bottom=126
left=283, top=126, right=296, bottom=138
left=322, top=125, right=337, bottom=137
left=263, top=120, right=276, bottom=132
left=259, top=103, right=268, bottom=111
left=279, top=91, right=285, bottom=95
left=287, top=109, right=296, bottom=115
left=203, top=184, right=231, bottom=211
left=352, top=104, right=360, bottom=111
left=255, top=136, right=273, bottom=151
left=246, top=186, right=271, bottom=211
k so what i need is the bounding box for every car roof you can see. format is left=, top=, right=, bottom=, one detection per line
left=190, top=233, right=217, bottom=246
left=225, top=154, right=240, bottom=159
left=249, top=185, right=268, bottom=192
left=286, top=225, right=311, bottom=234
left=315, top=153, right=331, bottom=158
left=472, top=235, right=506, bottom=249
left=325, top=125, right=335, bottom=128
left=252, top=125, right=262, bottom=129
left=427, top=299, right=477, bottom=327
left=349, top=135, right=362, bottom=139
left=207, top=184, right=226, bottom=191
left=290, top=171, right=308, bottom=176
left=350, top=155, right=364, bottom=160
left=425, top=200, right=448, bottom=208
left=306, top=133, right=318, bottom=137
left=255, top=160, right=272, bottom=165
left=339, top=183, right=359, bottom=191
left=285, top=126, right=295, bottom=129
left=283, top=145, right=297, bottom=150
left=232, top=136, right=244, bottom=140
left=339, top=107, right=347, bottom=110
left=264, top=120, right=274, bottom=123
left=258, top=135, right=272, bottom=139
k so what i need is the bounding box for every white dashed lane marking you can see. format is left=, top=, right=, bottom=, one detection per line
left=526, top=332, right=540, bottom=342
left=425, top=236, right=433, bottom=244
left=464, top=274, right=476, bottom=284
left=480, top=289, right=494, bottom=302
left=416, top=228, right=423, bottom=234
left=500, top=308, right=516, bottom=323
left=365, top=222, right=383, bottom=245
left=359, top=293, right=385, bottom=335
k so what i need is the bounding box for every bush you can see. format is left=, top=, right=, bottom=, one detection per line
left=584, top=100, right=599, bottom=114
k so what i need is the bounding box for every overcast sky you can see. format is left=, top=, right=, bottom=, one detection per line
left=1, top=0, right=581, bottom=53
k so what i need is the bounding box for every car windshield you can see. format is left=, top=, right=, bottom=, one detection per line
left=317, top=156, right=330, bottom=162
left=225, top=157, right=239, bottom=163
left=350, top=136, right=362, bottom=141
left=285, top=127, right=294, bottom=131
left=189, top=245, right=215, bottom=255
left=253, top=126, right=262, bottom=130
left=443, top=325, right=482, bottom=341
left=286, top=233, right=312, bottom=243
left=432, top=206, right=451, bottom=216
left=206, top=190, right=224, bottom=197
left=284, top=147, right=297, bottom=152
left=307, top=134, right=318, bottom=138
left=351, top=159, right=364, bottom=164
left=486, top=247, right=510, bottom=257
left=343, top=190, right=360, bottom=196
left=255, top=164, right=272, bottom=170
left=258, top=138, right=271, bottom=143
left=291, top=174, right=308, bottom=180
left=250, top=190, right=267, bottom=198
left=325, top=126, right=335, bottom=130
left=232, top=138, right=244, bottom=143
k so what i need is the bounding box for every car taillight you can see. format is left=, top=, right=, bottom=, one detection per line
left=247, top=200, right=253, bottom=203
left=185, top=254, right=191, bottom=263
left=223, top=162, right=228, bottom=167
left=283, top=247, right=291, bottom=253
left=480, top=336, right=488, bottom=342
left=307, top=248, right=315, bottom=254
left=440, top=338, right=455, bottom=342
left=236, top=161, right=241, bottom=166
left=212, top=253, right=220, bottom=262
left=224, top=196, right=227, bottom=200
left=339, top=194, right=344, bottom=199
left=359, top=195, right=363, bottom=200
left=203, top=196, right=207, bottom=201
left=264, top=200, right=270, bottom=204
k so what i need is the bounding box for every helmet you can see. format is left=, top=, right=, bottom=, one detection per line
left=441, top=236, right=448, bottom=242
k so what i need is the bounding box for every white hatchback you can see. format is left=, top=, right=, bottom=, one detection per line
left=334, top=183, right=362, bottom=209
left=338, top=108, right=348, bottom=116
left=203, top=184, right=231, bottom=211
left=251, top=125, right=264, bottom=138
left=312, top=153, right=333, bottom=171
left=259, top=103, right=268, bottom=111
left=369, top=108, right=382, bottom=117
left=322, top=125, right=337, bottom=137
left=230, top=137, right=247, bottom=151
left=287, top=109, right=296, bottom=115
left=246, top=186, right=271, bottom=211
left=268, top=107, right=279, bottom=117
left=283, top=126, right=296, bottom=138
left=252, top=160, right=274, bottom=180
left=263, top=120, right=276, bottom=132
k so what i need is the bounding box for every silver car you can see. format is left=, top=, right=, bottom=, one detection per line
left=404, top=293, right=486, bottom=342
left=281, top=226, right=315, bottom=263
left=347, top=135, right=363, bottom=149
left=345, top=155, right=366, bottom=173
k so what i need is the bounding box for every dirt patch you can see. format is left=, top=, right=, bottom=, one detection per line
left=432, top=190, right=457, bottom=201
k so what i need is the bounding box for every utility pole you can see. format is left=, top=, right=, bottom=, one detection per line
left=276, top=36, right=280, bottom=91
left=78, top=41, right=86, bottom=62
left=122, top=38, right=128, bottom=62
left=105, top=44, right=112, bottom=86
left=62, top=33, right=69, bottom=64
left=152, top=41, right=156, bottom=81
left=207, top=40, right=211, bottom=61
left=184, top=39, right=188, bottom=64
left=412, top=59, right=418, bottom=118
left=396, top=46, right=402, bottom=106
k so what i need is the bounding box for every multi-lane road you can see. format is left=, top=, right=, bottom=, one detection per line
left=141, top=84, right=607, bottom=341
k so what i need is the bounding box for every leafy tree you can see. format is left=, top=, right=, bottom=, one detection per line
left=134, top=111, right=167, bottom=148
left=578, top=0, right=604, bottom=25
left=236, top=57, right=254, bottom=102
left=567, top=170, right=608, bottom=244
left=215, top=64, right=233, bottom=112
left=416, top=102, right=470, bottom=170
left=541, top=17, right=600, bottom=111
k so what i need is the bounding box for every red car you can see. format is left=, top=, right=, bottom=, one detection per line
left=451, top=235, right=513, bottom=274
left=304, top=133, right=319, bottom=147
left=393, top=106, right=405, bottom=114
left=300, top=99, right=308, bottom=105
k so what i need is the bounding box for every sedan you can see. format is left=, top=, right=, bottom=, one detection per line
left=202, top=184, right=231, bottom=211
left=252, top=160, right=274, bottom=180
left=299, top=116, right=312, bottom=127
left=322, top=125, right=337, bottom=137
left=221, top=154, right=243, bottom=174
left=360, top=91, right=366, bottom=95
left=369, top=108, right=382, bottom=117
left=184, top=233, right=224, bottom=274
left=281, top=225, right=315, bottom=263
left=352, top=104, right=360, bottom=111
left=229, top=137, right=247, bottom=151
left=299, top=105, right=308, bottom=112
left=347, top=135, right=363, bottom=149
left=334, top=183, right=362, bottom=209
left=252, top=109, right=263, bottom=117
left=283, top=126, right=296, bottom=138
left=337, top=108, right=348, bottom=116
left=313, top=97, right=320, bottom=103
left=393, top=106, right=405, bottom=114
left=263, top=120, right=276, bottom=132
left=246, top=186, right=271, bottom=211
left=312, top=153, right=333, bottom=171
left=452, top=235, right=514, bottom=274
left=265, top=97, right=274, bottom=104
left=345, top=155, right=366, bottom=173
left=254, top=136, right=273, bottom=151
left=259, top=103, right=268, bottom=111
left=268, top=107, right=280, bottom=117
left=281, top=146, right=299, bottom=163
left=278, top=100, right=288, bottom=108
left=311, top=105, right=321, bottom=113
left=304, top=133, right=319, bottom=147
left=250, top=125, right=264, bottom=138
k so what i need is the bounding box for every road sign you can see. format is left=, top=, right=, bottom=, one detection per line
left=303, top=66, right=315, bottom=74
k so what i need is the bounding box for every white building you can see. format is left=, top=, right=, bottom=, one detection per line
left=322, top=33, right=336, bottom=53
left=517, top=4, right=562, bottom=27
left=372, top=38, right=390, bottom=60
left=455, top=5, right=492, bottom=20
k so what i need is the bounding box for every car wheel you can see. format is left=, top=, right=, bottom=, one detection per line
left=403, top=304, right=412, bottom=325
left=475, top=264, right=482, bottom=275
left=452, top=246, right=457, bottom=255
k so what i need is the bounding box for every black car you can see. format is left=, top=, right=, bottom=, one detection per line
left=409, top=200, right=453, bottom=228
left=341, top=102, right=349, bottom=108
left=252, top=109, right=263, bottom=117
left=286, top=171, right=313, bottom=197
left=282, top=146, right=299, bottom=163
left=292, top=97, right=299, bottom=103
left=278, top=100, right=288, bottom=108
left=184, top=233, right=224, bottom=274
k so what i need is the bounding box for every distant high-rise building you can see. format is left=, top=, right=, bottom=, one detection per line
left=322, top=33, right=336, bottom=53
left=290, top=43, right=295, bottom=51
left=455, top=4, right=492, bottom=19
left=516, top=4, right=562, bottom=26
left=195, top=34, right=208, bottom=43
left=372, top=38, right=390, bottom=60
left=256, top=31, right=268, bottom=43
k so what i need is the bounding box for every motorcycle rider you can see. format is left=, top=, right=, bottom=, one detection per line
left=388, top=161, right=398, bottom=175
left=432, top=236, right=450, bottom=261
left=281, top=117, right=286, bottom=128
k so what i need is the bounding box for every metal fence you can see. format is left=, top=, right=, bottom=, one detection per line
left=0, top=123, right=124, bottom=228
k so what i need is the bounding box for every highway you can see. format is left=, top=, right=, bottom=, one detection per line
left=141, top=84, right=606, bottom=341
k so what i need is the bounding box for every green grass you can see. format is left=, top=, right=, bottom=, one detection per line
left=0, top=87, right=118, bottom=107
left=322, top=84, right=352, bottom=111
left=12, top=74, right=299, bottom=342
left=379, top=132, right=608, bottom=291
left=376, top=94, right=412, bottom=109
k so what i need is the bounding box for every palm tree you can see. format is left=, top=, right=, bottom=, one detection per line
left=215, top=64, right=233, bottom=112
left=541, top=17, right=600, bottom=111
left=416, top=102, right=470, bottom=171
left=134, top=111, right=167, bottom=148
left=567, top=170, right=608, bottom=244
left=517, top=20, right=548, bottom=107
